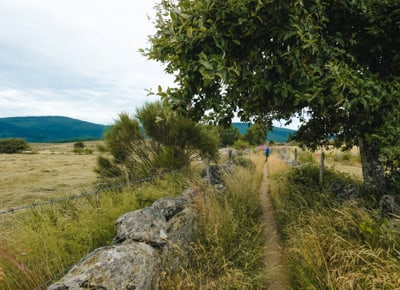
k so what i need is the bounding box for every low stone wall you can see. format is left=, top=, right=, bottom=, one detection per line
left=48, top=188, right=200, bottom=290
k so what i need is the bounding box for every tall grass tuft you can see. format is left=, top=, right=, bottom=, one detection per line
left=269, top=161, right=400, bottom=289
left=161, top=159, right=268, bottom=289
left=0, top=171, right=191, bottom=289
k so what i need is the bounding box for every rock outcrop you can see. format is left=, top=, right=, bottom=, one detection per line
left=329, top=181, right=359, bottom=200
left=380, top=194, right=400, bottom=217
left=48, top=189, right=200, bottom=290
left=48, top=242, right=161, bottom=290
left=200, top=163, right=234, bottom=186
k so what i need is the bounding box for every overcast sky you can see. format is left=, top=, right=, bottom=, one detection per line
left=0, top=0, right=175, bottom=125
left=0, top=0, right=299, bottom=129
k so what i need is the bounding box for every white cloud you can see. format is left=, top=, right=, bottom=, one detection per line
left=0, top=0, right=299, bottom=130
left=0, top=0, right=172, bottom=124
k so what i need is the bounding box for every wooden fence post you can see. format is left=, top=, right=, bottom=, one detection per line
left=206, top=159, right=211, bottom=185
left=319, top=151, right=325, bottom=185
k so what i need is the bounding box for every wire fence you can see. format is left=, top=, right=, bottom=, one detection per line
left=0, top=169, right=187, bottom=289
left=32, top=235, right=128, bottom=290
left=0, top=171, right=180, bottom=216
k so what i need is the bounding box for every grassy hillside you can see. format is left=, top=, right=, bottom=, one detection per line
left=232, top=122, right=295, bottom=143
left=0, top=116, right=107, bottom=142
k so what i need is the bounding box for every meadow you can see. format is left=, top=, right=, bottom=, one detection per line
left=0, top=142, right=271, bottom=289
left=0, top=141, right=195, bottom=289
left=4, top=142, right=392, bottom=289
left=0, top=142, right=100, bottom=211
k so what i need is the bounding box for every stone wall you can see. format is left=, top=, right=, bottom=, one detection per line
left=48, top=188, right=201, bottom=290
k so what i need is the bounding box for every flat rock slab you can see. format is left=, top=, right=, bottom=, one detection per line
left=116, top=207, right=167, bottom=246
left=48, top=241, right=160, bottom=290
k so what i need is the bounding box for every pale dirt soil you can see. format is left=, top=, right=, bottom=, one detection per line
left=259, top=147, right=362, bottom=289
left=273, top=145, right=362, bottom=179
left=314, top=147, right=362, bottom=180
left=0, top=142, right=101, bottom=210
left=260, top=161, right=291, bottom=289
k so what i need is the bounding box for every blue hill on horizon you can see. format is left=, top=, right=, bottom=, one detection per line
left=0, top=116, right=107, bottom=143
left=0, top=117, right=296, bottom=144
left=232, top=122, right=295, bottom=143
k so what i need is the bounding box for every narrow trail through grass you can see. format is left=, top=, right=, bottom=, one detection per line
left=260, top=161, right=290, bottom=289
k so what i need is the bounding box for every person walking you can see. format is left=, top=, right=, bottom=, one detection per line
left=265, top=145, right=270, bottom=162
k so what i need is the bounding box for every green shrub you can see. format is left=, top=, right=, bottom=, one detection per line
left=342, top=151, right=351, bottom=161
left=297, top=150, right=316, bottom=164
left=219, top=125, right=240, bottom=147
left=241, top=123, right=267, bottom=145
left=96, top=102, right=219, bottom=185
left=269, top=164, right=400, bottom=289
left=232, top=139, right=250, bottom=150
left=0, top=138, right=30, bottom=154
left=232, top=156, right=255, bottom=170
left=72, top=142, right=93, bottom=154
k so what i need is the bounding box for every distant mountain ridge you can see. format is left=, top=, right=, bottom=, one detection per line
left=0, top=116, right=296, bottom=143
left=232, top=122, right=295, bottom=143
left=0, top=116, right=107, bottom=143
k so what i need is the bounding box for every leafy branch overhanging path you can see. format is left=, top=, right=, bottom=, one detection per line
left=259, top=162, right=290, bottom=289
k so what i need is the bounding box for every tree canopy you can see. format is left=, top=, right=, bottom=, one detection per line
left=146, top=0, right=400, bottom=191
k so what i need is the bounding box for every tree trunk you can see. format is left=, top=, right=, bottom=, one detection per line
left=359, top=136, right=386, bottom=191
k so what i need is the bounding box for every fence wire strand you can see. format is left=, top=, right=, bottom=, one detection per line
left=32, top=236, right=127, bottom=290
left=0, top=170, right=182, bottom=216
left=0, top=169, right=186, bottom=289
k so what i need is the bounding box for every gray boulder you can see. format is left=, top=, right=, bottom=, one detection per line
left=330, top=181, right=358, bottom=200
left=219, top=148, right=238, bottom=159
left=200, top=163, right=234, bottom=185
left=162, top=207, right=198, bottom=272
left=167, top=207, right=198, bottom=246
left=48, top=188, right=203, bottom=290
left=115, top=207, right=167, bottom=247
left=380, top=195, right=400, bottom=217
left=152, top=196, right=187, bottom=221
left=48, top=241, right=160, bottom=290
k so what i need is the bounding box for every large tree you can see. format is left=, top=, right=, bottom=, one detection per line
left=146, top=0, right=400, bottom=191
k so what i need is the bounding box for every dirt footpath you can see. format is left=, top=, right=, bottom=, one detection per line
left=259, top=162, right=291, bottom=289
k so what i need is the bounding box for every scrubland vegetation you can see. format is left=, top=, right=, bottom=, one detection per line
left=160, top=155, right=268, bottom=289
left=268, top=152, right=400, bottom=289
left=1, top=141, right=399, bottom=289
left=0, top=144, right=268, bottom=289
left=0, top=166, right=192, bottom=289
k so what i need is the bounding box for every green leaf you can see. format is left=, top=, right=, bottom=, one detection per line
left=187, top=27, right=193, bottom=38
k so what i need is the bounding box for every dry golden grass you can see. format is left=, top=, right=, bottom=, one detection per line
left=0, top=167, right=191, bottom=289
left=268, top=155, right=400, bottom=289
left=0, top=266, right=4, bottom=282
left=160, top=157, right=267, bottom=289
left=0, top=141, right=101, bottom=210
left=267, top=152, right=290, bottom=175
left=314, top=147, right=363, bottom=180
